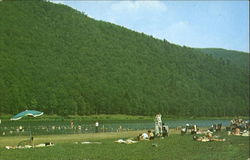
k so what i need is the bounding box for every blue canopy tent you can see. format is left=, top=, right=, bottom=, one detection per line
left=11, top=110, right=44, bottom=144
left=11, top=110, right=43, bottom=121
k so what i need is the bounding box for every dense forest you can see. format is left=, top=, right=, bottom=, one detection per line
left=197, top=48, right=249, bottom=70
left=0, top=0, right=249, bottom=116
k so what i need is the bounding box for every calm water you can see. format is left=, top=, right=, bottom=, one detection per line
left=0, top=119, right=231, bottom=136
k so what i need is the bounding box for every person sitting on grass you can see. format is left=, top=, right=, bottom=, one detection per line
left=205, top=130, right=213, bottom=139
left=138, top=130, right=154, bottom=141
left=162, top=123, right=169, bottom=137
left=181, top=127, right=187, bottom=135
left=148, top=130, right=155, bottom=140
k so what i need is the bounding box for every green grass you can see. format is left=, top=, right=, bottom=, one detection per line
left=0, top=131, right=249, bottom=160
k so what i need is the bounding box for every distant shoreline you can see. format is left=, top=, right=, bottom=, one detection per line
left=0, top=114, right=248, bottom=121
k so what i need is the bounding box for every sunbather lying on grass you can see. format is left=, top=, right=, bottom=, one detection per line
left=5, top=142, right=54, bottom=149
left=115, top=139, right=138, bottom=144
left=35, top=142, right=54, bottom=147
left=193, top=135, right=225, bottom=142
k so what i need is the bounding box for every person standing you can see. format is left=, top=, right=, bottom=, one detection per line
left=154, top=114, right=159, bottom=136
left=70, top=120, right=74, bottom=129
left=158, top=113, right=163, bottom=136
left=95, top=121, right=99, bottom=133
left=154, top=113, right=162, bottom=136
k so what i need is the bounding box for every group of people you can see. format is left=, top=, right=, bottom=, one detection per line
left=208, top=123, right=222, bottom=132
left=154, top=113, right=169, bottom=137
left=136, top=113, right=169, bottom=141
left=227, top=118, right=249, bottom=136
left=70, top=120, right=100, bottom=133
left=193, top=131, right=226, bottom=142
left=181, top=123, right=227, bottom=142
left=229, top=118, right=249, bottom=132
left=181, top=124, right=199, bottom=135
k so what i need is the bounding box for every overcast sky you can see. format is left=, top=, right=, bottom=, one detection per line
left=52, top=1, right=249, bottom=52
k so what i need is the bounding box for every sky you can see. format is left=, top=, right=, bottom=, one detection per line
left=52, top=1, right=249, bottom=52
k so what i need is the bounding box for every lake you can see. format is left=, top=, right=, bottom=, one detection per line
left=0, top=119, right=233, bottom=136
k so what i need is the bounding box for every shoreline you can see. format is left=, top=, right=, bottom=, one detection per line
left=0, top=114, right=248, bottom=121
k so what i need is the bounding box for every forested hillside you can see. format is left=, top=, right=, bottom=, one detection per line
left=0, top=0, right=249, bottom=116
left=197, top=48, right=249, bottom=70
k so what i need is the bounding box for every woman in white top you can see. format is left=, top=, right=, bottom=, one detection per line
left=154, top=113, right=162, bottom=136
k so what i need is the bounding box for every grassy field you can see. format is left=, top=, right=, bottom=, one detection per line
left=0, top=130, right=249, bottom=160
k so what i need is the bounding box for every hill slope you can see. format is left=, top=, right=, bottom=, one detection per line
left=0, top=0, right=249, bottom=116
left=197, top=48, right=249, bottom=70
